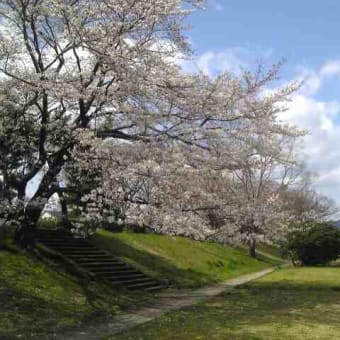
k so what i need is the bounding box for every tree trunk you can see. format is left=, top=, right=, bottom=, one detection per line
left=58, top=191, right=71, bottom=229
left=15, top=199, right=45, bottom=249
left=13, top=148, right=67, bottom=247
left=248, top=237, right=256, bottom=258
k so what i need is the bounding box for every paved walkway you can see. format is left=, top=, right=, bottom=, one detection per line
left=59, top=267, right=275, bottom=340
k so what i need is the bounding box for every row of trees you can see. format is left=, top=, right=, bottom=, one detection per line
left=0, top=0, right=335, bottom=255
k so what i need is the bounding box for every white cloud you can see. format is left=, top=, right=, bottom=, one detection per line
left=195, top=50, right=246, bottom=76
left=320, top=60, right=340, bottom=77
left=180, top=48, right=251, bottom=76
left=294, top=68, right=322, bottom=96
left=281, top=63, right=340, bottom=204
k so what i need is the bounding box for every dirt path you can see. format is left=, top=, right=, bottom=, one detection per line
left=58, top=267, right=275, bottom=340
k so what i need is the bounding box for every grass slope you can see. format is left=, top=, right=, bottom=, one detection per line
left=0, top=249, right=127, bottom=339
left=110, top=267, right=340, bottom=340
left=0, top=229, right=281, bottom=338
left=90, top=230, right=280, bottom=288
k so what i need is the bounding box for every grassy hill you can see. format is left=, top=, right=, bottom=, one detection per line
left=90, top=229, right=282, bottom=288
left=0, top=229, right=281, bottom=338
left=0, top=248, right=132, bottom=339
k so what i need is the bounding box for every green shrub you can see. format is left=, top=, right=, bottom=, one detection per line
left=286, top=222, right=340, bottom=265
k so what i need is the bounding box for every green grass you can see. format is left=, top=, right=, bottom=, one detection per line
left=109, top=267, right=340, bottom=340
left=90, top=230, right=281, bottom=288
left=0, top=249, right=130, bottom=339
left=0, top=229, right=282, bottom=338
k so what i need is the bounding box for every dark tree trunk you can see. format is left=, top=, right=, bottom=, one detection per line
left=248, top=237, right=256, bottom=258
left=14, top=198, right=46, bottom=248
left=58, top=190, right=71, bottom=229
left=15, top=151, right=67, bottom=247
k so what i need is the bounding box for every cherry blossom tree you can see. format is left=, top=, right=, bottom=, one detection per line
left=225, top=137, right=302, bottom=257
left=0, top=0, right=210, bottom=243
left=68, top=66, right=306, bottom=250
left=0, top=0, right=309, bottom=252
left=279, top=177, right=337, bottom=226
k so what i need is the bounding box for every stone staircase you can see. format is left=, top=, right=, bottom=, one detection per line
left=36, top=228, right=167, bottom=292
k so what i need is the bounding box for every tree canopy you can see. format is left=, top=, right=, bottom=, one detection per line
left=0, top=0, right=330, bottom=255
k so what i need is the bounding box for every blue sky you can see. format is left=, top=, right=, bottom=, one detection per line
left=186, top=0, right=340, bottom=100
left=188, top=1, right=340, bottom=74
left=183, top=0, right=340, bottom=206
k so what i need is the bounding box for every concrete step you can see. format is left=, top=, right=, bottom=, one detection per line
left=73, top=258, right=125, bottom=263
left=89, top=268, right=142, bottom=275
left=79, top=263, right=129, bottom=269
left=125, top=280, right=162, bottom=290
left=47, top=245, right=99, bottom=251
left=67, top=254, right=114, bottom=260
left=99, top=273, right=146, bottom=280
left=36, top=228, right=168, bottom=291
left=72, top=261, right=120, bottom=266
left=57, top=250, right=108, bottom=255
left=37, top=238, right=82, bottom=244
left=144, top=285, right=167, bottom=292
left=40, top=240, right=90, bottom=245
left=110, top=277, right=156, bottom=286
left=79, top=267, right=130, bottom=273
left=36, top=229, right=67, bottom=233
left=49, top=244, right=99, bottom=248
left=36, top=232, right=70, bottom=237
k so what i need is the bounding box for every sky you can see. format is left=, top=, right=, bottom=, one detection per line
left=182, top=0, right=340, bottom=206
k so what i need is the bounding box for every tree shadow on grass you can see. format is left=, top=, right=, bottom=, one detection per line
left=0, top=285, right=88, bottom=340
left=169, top=282, right=340, bottom=340
left=215, top=279, right=340, bottom=329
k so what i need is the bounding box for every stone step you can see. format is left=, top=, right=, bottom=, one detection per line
left=37, top=238, right=81, bottom=243
left=89, top=267, right=140, bottom=275
left=36, top=232, right=70, bottom=237
left=99, top=273, right=146, bottom=280
left=124, top=280, right=159, bottom=290
left=36, top=231, right=78, bottom=236
left=46, top=246, right=99, bottom=251
left=73, top=257, right=124, bottom=263
left=40, top=240, right=90, bottom=245
left=125, top=280, right=162, bottom=290
left=75, top=259, right=123, bottom=265
left=36, top=228, right=167, bottom=291
left=89, top=268, right=142, bottom=275
left=79, top=263, right=129, bottom=269
left=47, top=244, right=97, bottom=249
left=67, top=254, right=114, bottom=260
left=38, top=242, right=95, bottom=249
left=49, top=243, right=98, bottom=248
left=57, top=249, right=108, bottom=255
left=144, top=285, right=167, bottom=292
left=37, top=230, right=69, bottom=232
left=37, top=235, right=73, bottom=239
left=36, top=229, right=67, bottom=233
left=78, top=258, right=132, bottom=269
left=110, top=277, right=156, bottom=286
